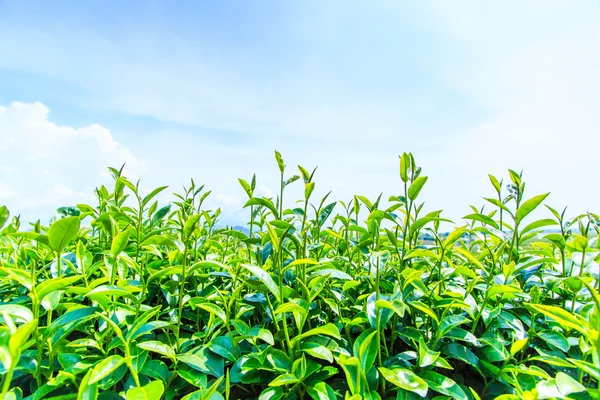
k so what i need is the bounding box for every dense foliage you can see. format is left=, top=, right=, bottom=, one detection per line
left=0, top=151, right=599, bottom=400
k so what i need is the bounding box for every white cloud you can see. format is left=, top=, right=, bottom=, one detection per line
left=0, top=105, right=302, bottom=225
left=0, top=102, right=144, bottom=220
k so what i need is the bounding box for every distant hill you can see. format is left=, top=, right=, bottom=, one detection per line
left=232, top=225, right=250, bottom=235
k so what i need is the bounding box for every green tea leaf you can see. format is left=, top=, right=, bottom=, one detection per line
left=126, top=305, right=162, bottom=341
left=566, top=359, right=600, bottom=380
left=265, top=221, right=280, bottom=253
left=245, top=198, right=279, bottom=219
left=463, top=214, right=499, bottom=230
left=420, top=371, right=467, bottom=400
left=78, top=369, right=98, bottom=400
left=527, top=304, right=590, bottom=336
left=45, top=306, right=99, bottom=343
left=353, top=329, right=378, bottom=372
left=183, top=214, right=202, bottom=240
left=337, top=356, right=362, bottom=396
left=0, top=304, right=33, bottom=323
left=418, top=337, right=440, bottom=368
left=516, top=193, right=550, bottom=223
left=9, top=318, right=37, bottom=355
left=305, top=182, right=315, bottom=200
left=483, top=198, right=514, bottom=217
left=299, top=341, right=333, bottom=363
left=306, top=382, right=337, bottom=400
left=258, top=387, right=284, bottom=400
left=311, top=268, right=353, bottom=280
left=487, top=284, right=522, bottom=298
left=284, top=175, right=300, bottom=187
left=151, top=204, right=171, bottom=224
left=538, top=331, right=569, bottom=352
left=0, top=205, right=9, bottom=229
left=408, top=176, right=428, bottom=200
left=138, top=341, right=176, bottom=360
left=89, top=355, right=125, bottom=384
left=241, top=264, right=280, bottom=303
left=111, top=228, right=131, bottom=257
left=142, top=186, right=168, bottom=207
left=488, top=174, right=501, bottom=193
left=441, top=343, right=481, bottom=375
left=555, top=372, right=585, bottom=396
left=239, top=178, right=253, bottom=198
left=274, top=302, right=307, bottom=316
left=0, top=267, right=33, bottom=290
left=126, top=380, right=164, bottom=400
left=520, top=218, right=557, bottom=236
left=48, top=216, right=80, bottom=253
left=209, top=336, right=236, bottom=362
left=243, top=327, right=274, bottom=346
left=509, top=338, right=528, bottom=357
left=275, top=150, right=285, bottom=173
left=443, top=225, right=468, bottom=247
left=11, top=232, right=50, bottom=248
left=177, top=351, right=224, bottom=378
left=85, top=285, right=135, bottom=300
left=141, top=360, right=171, bottom=383
left=408, top=301, right=439, bottom=324
left=35, top=275, right=82, bottom=301
left=291, top=323, right=340, bottom=346
left=268, top=373, right=298, bottom=387
left=378, top=367, right=428, bottom=397
left=399, top=153, right=410, bottom=183
left=375, top=299, right=406, bottom=319
left=438, top=315, right=471, bottom=339
left=193, top=302, right=227, bottom=323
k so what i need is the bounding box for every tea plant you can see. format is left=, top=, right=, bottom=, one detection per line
left=0, top=151, right=598, bottom=400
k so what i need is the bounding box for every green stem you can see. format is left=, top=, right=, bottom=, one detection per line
left=248, top=206, right=254, bottom=263
left=578, top=248, right=587, bottom=277
left=570, top=290, right=578, bottom=313
left=508, top=225, right=518, bottom=263
left=136, top=196, right=143, bottom=265
left=29, top=254, right=43, bottom=387
left=56, top=252, right=61, bottom=277
left=110, top=256, right=118, bottom=286
left=47, top=309, right=54, bottom=378
left=1, top=364, right=14, bottom=395
left=265, top=295, right=280, bottom=331
left=176, top=246, right=189, bottom=352
left=471, top=291, right=490, bottom=335
left=279, top=171, right=284, bottom=219
left=437, top=248, right=446, bottom=293
left=282, top=312, right=293, bottom=359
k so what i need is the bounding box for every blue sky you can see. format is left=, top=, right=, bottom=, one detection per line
left=1, top=1, right=599, bottom=225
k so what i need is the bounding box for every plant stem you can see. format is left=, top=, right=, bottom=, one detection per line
left=176, top=246, right=189, bottom=352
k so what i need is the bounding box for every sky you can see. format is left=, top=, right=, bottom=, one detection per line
left=0, top=1, right=599, bottom=227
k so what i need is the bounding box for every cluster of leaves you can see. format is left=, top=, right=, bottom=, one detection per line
left=0, top=151, right=599, bottom=400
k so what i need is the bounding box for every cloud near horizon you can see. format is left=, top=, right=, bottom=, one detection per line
left=0, top=102, right=144, bottom=221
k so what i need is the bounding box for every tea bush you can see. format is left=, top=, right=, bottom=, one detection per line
left=0, top=152, right=598, bottom=400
